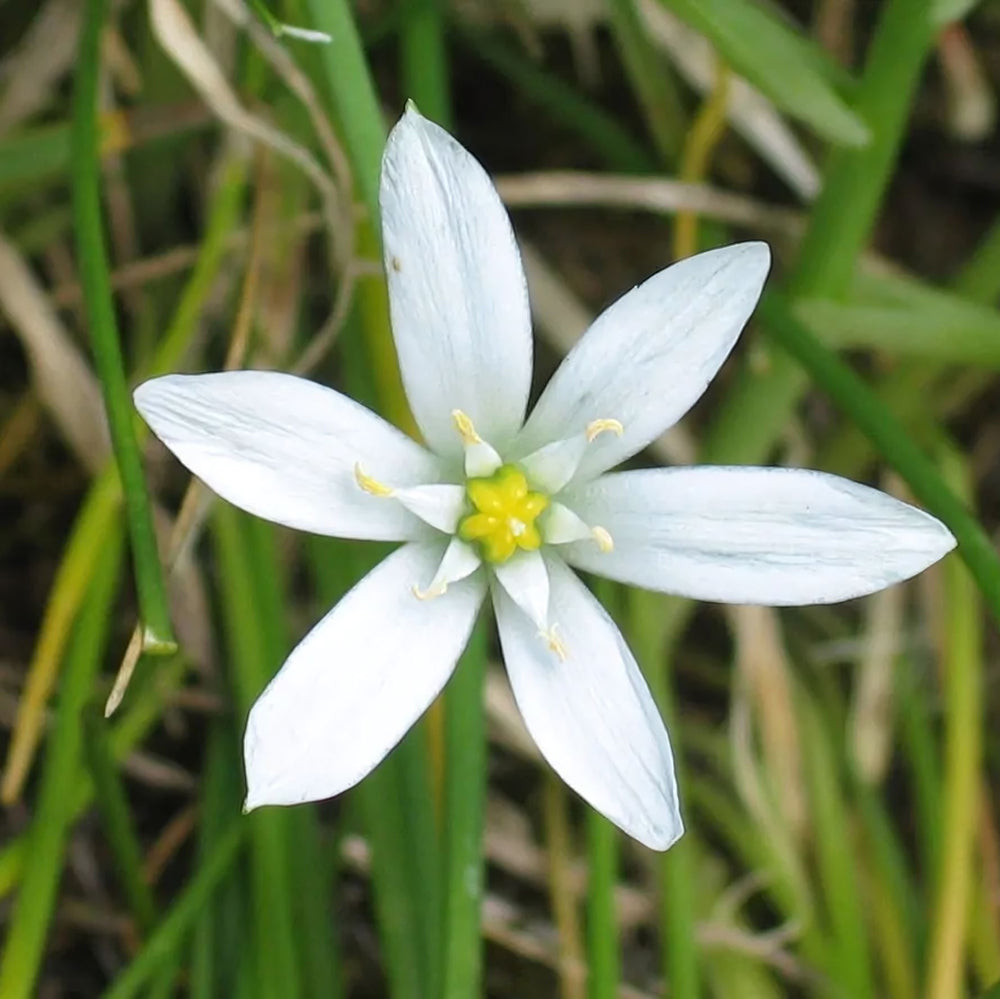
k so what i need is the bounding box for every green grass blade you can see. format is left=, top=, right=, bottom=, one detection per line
left=585, top=810, right=620, bottom=999
left=954, top=215, right=1000, bottom=305
left=303, top=0, right=385, bottom=221
left=925, top=449, right=983, bottom=999
left=306, top=537, right=428, bottom=999
left=627, top=589, right=699, bottom=999
left=101, top=823, right=247, bottom=999
left=701, top=0, right=937, bottom=468
left=401, top=0, right=451, bottom=129
left=799, top=692, right=875, bottom=999
left=211, top=507, right=303, bottom=999
left=441, top=621, right=488, bottom=999
left=759, top=292, right=1000, bottom=625
left=0, top=528, right=123, bottom=999
left=82, top=706, right=158, bottom=933
left=657, top=0, right=866, bottom=145
left=71, top=0, right=174, bottom=652
left=790, top=0, right=934, bottom=298
left=606, top=0, right=686, bottom=164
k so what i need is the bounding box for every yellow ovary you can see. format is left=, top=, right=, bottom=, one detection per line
left=459, top=465, right=549, bottom=564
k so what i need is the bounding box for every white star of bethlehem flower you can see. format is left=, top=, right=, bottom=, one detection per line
left=134, top=106, right=956, bottom=851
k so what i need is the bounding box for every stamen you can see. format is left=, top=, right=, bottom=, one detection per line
left=541, top=624, right=568, bottom=662
left=521, top=420, right=625, bottom=493
left=452, top=409, right=502, bottom=477
left=591, top=526, right=614, bottom=552
left=451, top=409, right=481, bottom=445
left=354, top=463, right=394, bottom=497
left=412, top=582, right=448, bottom=600
left=411, top=537, right=481, bottom=602
left=585, top=418, right=624, bottom=443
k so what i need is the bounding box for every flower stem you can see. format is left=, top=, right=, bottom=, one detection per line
left=585, top=810, right=620, bottom=999
left=441, top=620, right=488, bottom=999
left=72, top=0, right=175, bottom=653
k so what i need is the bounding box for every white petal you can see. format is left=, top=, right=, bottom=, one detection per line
left=135, top=371, right=442, bottom=541
left=381, top=106, right=532, bottom=461
left=493, top=555, right=682, bottom=850
left=520, top=434, right=588, bottom=494
left=493, top=549, right=550, bottom=630
left=393, top=484, right=466, bottom=534
left=416, top=536, right=482, bottom=598
left=515, top=243, right=770, bottom=482
left=244, top=542, right=486, bottom=807
left=562, top=467, right=957, bottom=605
left=541, top=502, right=594, bottom=545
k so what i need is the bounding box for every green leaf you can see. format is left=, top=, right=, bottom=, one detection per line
left=658, top=0, right=869, bottom=146
left=796, top=269, right=1000, bottom=368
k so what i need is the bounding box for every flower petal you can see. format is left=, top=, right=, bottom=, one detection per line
left=393, top=484, right=467, bottom=534
left=380, top=106, right=532, bottom=461
left=493, top=555, right=682, bottom=850
left=135, top=371, right=441, bottom=541
left=493, top=549, right=550, bottom=630
left=516, top=243, right=770, bottom=482
left=244, top=542, right=486, bottom=808
left=562, top=467, right=956, bottom=605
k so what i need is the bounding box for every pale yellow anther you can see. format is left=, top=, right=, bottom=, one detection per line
left=591, top=526, right=614, bottom=553
left=585, top=418, right=624, bottom=443
left=412, top=581, right=447, bottom=601
left=541, top=624, right=568, bottom=662
left=354, top=463, right=394, bottom=497
left=451, top=409, right=482, bottom=445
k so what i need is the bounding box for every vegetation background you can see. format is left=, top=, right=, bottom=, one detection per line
left=1, top=0, right=1000, bottom=996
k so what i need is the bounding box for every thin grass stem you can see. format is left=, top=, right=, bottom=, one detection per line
left=72, top=0, right=174, bottom=651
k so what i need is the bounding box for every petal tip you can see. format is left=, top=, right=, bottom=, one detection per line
left=631, top=794, right=685, bottom=851
left=643, top=821, right=685, bottom=853
left=132, top=373, right=186, bottom=417
left=734, top=239, right=772, bottom=279
left=932, top=518, right=958, bottom=558
left=131, top=376, right=158, bottom=411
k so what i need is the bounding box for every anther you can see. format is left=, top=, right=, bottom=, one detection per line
left=585, top=418, right=624, bottom=443
left=354, top=463, right=394, bottom=497
left=412, top=582, right=447, bottom=601
left=451, top=410, right=481, bottom=445
left=591, top=526, right=614, bottom=552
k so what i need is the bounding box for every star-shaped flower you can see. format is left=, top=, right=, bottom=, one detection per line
left=134, top=106, right=955, bottom=850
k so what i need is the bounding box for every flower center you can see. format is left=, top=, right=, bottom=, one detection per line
left=458, top=464, right=549, bottom=564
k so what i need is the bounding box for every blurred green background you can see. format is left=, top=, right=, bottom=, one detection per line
left=1, top=0, right=1000, bottom=996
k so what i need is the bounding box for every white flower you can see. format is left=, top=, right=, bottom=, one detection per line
left=134, top=106, right=955, bottom=851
